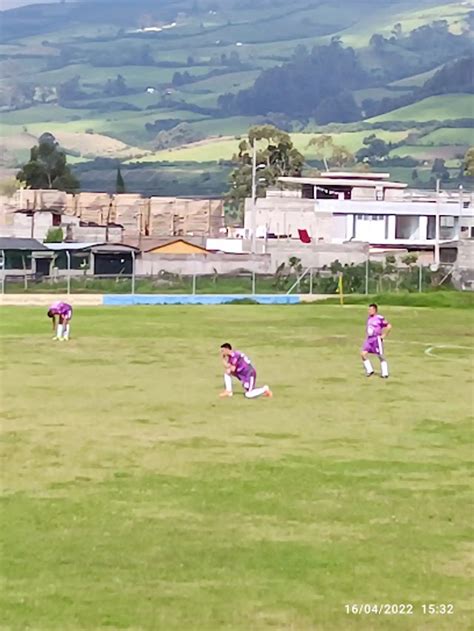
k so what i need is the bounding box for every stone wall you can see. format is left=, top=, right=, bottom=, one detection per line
left=137, top=253, right=272, bottom=276
left=453, top=239, right=474, bottom=290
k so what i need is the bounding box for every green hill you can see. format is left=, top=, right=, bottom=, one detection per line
left=1, top=0, right=472, bottom=193
left=369, top=94, right=474, bottom=123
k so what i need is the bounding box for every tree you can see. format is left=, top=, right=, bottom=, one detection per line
left=307, top=135, right=354, bottom=168
left=431, top=158, right=450, bottom=182
left=16, top=133, right=79, bottom=192
left=44, top=227, right=64, bottom=243
left=226, top=125, right=305, bottom=217
left=463, top=147, right=474, bottom=177
left=116, top=167, right=126, bottom=194
left=355, top=134, right=390, bottom=164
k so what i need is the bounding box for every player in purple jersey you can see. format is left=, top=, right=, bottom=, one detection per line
left=219, top=343, right=272, bottom=399
left=361, top=303, right=392, bottom=378
left=47, top=301, right=73, bottom=341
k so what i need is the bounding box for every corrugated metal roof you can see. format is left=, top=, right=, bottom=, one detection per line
left=0, top=237, right=49, bottom=251
left=45, top=242, right=102, bottom=251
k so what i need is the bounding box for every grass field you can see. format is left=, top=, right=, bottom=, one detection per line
left=369, top=94, right=474, bottom=123
left=1, top=304, right=473, bottom=630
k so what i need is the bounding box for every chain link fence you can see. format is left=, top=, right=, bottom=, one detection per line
left=0, top=261, right=453, bottom=295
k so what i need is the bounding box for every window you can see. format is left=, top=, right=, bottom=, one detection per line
left=52, top=213, right=61, bottom=227
left=471, top=227, right=474, bottom=238
left=440, top=216, right=455, bottom=228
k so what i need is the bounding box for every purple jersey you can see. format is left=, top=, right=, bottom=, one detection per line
left=229, top=350, right=256, bottom=392
left=49, top=301, right=73, bottom=319
left=229, top=350, right=254, bottom=379
left=365, top=314, right=388, bottom=339
left=362, top=314, right=389, bottom=356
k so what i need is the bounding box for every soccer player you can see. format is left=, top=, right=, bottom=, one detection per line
left=361, top=303, right=391, bottom=378
left=47, top=301, right=73, bottom=341
left=219, top=343, right=272, bottom=399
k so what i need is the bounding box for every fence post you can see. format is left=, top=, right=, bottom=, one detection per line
left=418, top=264, right=423, bottom=293
left=192, top=273, right=196, bottom=295
left=252, top=270, right=256, bottom=295
left=131, top=250, right=136, bottom=295
left=66, top=250, right=71, bottom=295
left=1, top=250, right=4, bottom=295
left=309, top=268, right=313, bottom=295
left=365, top=255, right=369, bottom=295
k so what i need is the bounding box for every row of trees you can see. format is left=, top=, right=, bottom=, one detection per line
left=218, top=39, right=365, bottom=124
left=15, top=133, right=127, bottom=195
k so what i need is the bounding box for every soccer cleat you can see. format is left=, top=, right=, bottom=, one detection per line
left=219, top=390, right=233, bottom=398
left=381, top=375, right=389, bottom=379
left=263, top=387, right=273, bottom=398
left=366, top=371, right=375, bottom=377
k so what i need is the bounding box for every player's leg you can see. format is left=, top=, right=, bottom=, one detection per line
left=377, top=337, right=389, bottom=378
left=244, top=371, right=272, bottom=399
left=220, top=372, right=234, bottom=397
left=56, top=316, right=64, bottom=341
left=361, top=347, right=374, bottom=377
left=63, top=317, right=71, bottom=340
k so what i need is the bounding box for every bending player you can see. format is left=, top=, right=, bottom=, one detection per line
left=361, top=303, right=391, bottom=378
left=47, top=301, right=73, bottom=341
left=220, top=343, right=272, bottom=399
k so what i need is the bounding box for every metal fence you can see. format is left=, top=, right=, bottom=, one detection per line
left=0, top=264, right=452, bottom=295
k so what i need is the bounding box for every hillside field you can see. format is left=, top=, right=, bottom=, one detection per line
left=1, top=304, right=473, bottom=630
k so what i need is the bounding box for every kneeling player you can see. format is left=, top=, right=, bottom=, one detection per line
left=219, top=343, right=272, bottom=399
left=361, top=303, right=391, bottom=378
left=47, top=301, right=73, bottom=341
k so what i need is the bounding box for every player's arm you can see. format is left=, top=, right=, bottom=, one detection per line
left=52, top=315, right=57, bottom=331
left=381, top=321, right=392, bottom=339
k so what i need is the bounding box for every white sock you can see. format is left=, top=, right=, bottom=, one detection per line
left=64, top=323, right=70, bottom=340
left=363, top=359, right=373, bottom=375
left=380, top=360, right=389, bottom=377
left=245, top=385, right=268, bottom=399
left=224, top=373, right=233, bottom=393
left=56, top=323, right=64, bottom=338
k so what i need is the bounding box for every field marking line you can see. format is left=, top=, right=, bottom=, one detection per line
left=424, top=344, right=474, bottom=360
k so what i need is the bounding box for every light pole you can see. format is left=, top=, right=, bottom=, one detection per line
left=250, top=140, right=267, bottom=254
left=434, top=178, right=440, bottom=268
left=251, top=139, right=257, bottom=254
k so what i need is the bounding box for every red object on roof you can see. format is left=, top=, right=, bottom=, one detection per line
left=298, top=229, right=312, bottom=244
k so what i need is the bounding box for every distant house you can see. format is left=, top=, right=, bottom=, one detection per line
left=0, top=237, right=49, bottom=275
left=146, top=238, right=209, bottom=255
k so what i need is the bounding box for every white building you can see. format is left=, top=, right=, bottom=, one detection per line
left=244, top=172, right=474, bottom=249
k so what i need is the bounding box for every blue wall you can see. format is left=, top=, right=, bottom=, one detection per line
left=103, top=294, right=301, bottom=305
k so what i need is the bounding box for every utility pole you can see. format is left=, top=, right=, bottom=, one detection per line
left=434, top=178, right=440, bottom=267
left=251, top=139, right=257, bottom=254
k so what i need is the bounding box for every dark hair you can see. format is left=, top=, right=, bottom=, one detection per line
left=220, top=342, right=232, bottom=350
left=369, top=303, right=378, bottom=311
left=47, top=309, right=54, bottom=318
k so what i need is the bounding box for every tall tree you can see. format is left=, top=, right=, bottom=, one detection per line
left=226, top=125, right=304, bottom=217
left=116, top=167, right=126, bottom=194
left=463, top=147, right=474, bottom=177
left=307, top=135, right=354, bottom=168
left=16, top=133, right=79, bottom=192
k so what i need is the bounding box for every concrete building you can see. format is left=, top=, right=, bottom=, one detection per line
left=244, top=172, right=474, bottom=250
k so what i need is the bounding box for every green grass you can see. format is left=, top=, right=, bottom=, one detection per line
left=147, top=129, right=410, bottom=162
left=389, top=144, right=466, bottom=161
left=416, top=127, right=474, bottom=146
left=369, top=94, right=474, bottom=123
left=1, top=304, right=473, bottom=630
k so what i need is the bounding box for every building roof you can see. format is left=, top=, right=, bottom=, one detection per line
left=91, top=243, right=140, bottom=253
left=279, top=176, right=407, bottom=189
left=145, top=238, right=209, bottom=253
left=0, top=237, right=49, bottom=251
left=45, top=242, right=101, bottom=251
left=320, top=171, right=390, bottom=180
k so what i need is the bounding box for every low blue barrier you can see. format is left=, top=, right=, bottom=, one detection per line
left=103, top=294, right=301, bottom=305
